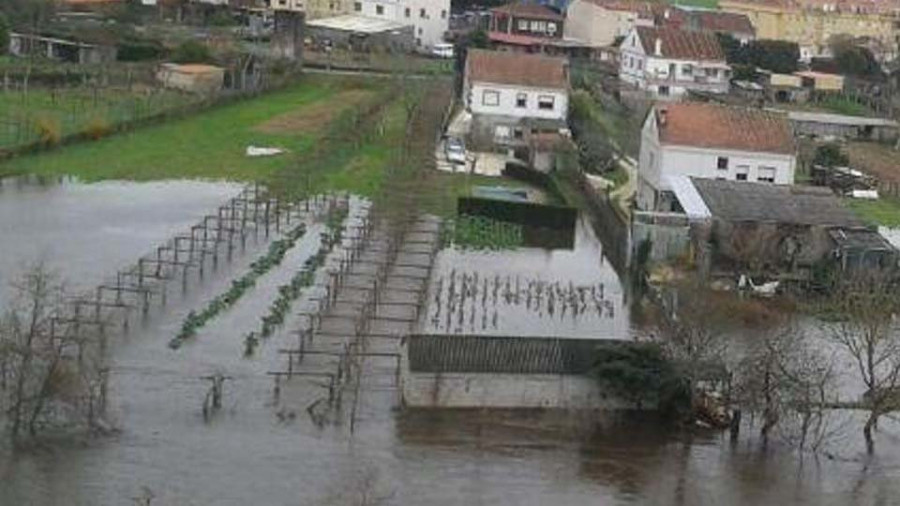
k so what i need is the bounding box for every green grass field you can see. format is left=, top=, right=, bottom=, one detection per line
left=0, top=75, right=385, bottom=184
left=845, top=198, right=900, bottom=227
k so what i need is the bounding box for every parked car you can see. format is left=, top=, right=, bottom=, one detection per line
left=445, top=137, right=466, bottom=165
left=431, top=43, right=455, bottom=59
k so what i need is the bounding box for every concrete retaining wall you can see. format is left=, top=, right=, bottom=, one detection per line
left=403, top=372, right=632, bottom=409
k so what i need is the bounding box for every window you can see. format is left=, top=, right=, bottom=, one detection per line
left=354, top=1, right=361, bottom=11
left=418, top=27, right=423, bottom=35
left=494, top=125, right=510, bottom=140
left=420, top=8, right=426, bottom=18
left=513, top=127, right=524, bottom=140
left=441, top=9, right=446, bottom=18
left=376, top=4, right=383, bottom=14
left=658, top=85, right=669, bottom=96
left=516, top=93, right=527, bottom=108
left=637, top=59, right=643, bottom=70
left=518, top=19, right=529, bottom=30
left=758, top=166, right=776, bottom=183
left=405, top=7, right=410, bottom=17
left=736, top=165, right=749, bottom=181
left=537, top=95, right=554, bottom=110
left=682, top=64, right=693, bottom=76
left=482, top=90, right=500, bottom=106
left=717, top=157, right=728, bottom=170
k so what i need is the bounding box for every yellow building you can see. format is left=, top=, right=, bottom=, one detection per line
left=720, top=0, right=899, bottom=61
left=301, top=0, right=356, bottom=20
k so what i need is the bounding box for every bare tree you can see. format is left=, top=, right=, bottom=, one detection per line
left=0, top=263, right=108, bottom=438
left=828, top=275, right=900, bottom=453
left=735, top=321, right=839, bottom=452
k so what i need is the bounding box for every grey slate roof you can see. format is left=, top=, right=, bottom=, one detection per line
left=691, top=178, right=866, bottom=227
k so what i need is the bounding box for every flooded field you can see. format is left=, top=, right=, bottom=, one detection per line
left=0, top=176, right=242, bottom=307
left=0, top=179, right=898, bottom=505
left=426, top=215, right=633, bottom=340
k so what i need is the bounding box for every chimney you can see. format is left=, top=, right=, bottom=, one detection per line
left=654, top=37, right=662, bottom=56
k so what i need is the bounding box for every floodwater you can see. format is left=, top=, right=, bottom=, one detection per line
left=425, top=215, right=633, bottom=340
left=0, top=176, right=242, bottom=307
left=0, top=179, right=898, bottom=505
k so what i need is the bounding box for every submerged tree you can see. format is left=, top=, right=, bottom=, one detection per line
left=827, top=275, right=900, bottom=453
left=0, top=263, right=108, bottom=438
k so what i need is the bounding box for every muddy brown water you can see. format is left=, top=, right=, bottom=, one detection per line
left=0, top=179, right=898, bottom=505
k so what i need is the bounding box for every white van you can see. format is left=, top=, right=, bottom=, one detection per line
left=431, top=43, right=454, bottom=59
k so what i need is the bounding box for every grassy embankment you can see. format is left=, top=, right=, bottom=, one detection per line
left=0, top=73, right=533, bottom=217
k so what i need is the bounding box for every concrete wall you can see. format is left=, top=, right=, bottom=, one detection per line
left=403, top=372, right=633, bottom=409
left=632, top=211, right=692, bottom=262
left=157, top=66, right=225, bottom=94
left=564, top=0, right=637, bottom=47
left=273, top=10, right=305, bottom=61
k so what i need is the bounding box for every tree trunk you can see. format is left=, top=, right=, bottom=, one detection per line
left=864, top=410, right=877, bottom=454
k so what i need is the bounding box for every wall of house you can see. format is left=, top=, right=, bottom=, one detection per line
left=403, top=372, right=635, bottom=409
left=357, top=0, right=450, bottom=48
left=467, top=82, right=568, bottom=121
left=564, top=0, right=637, bottom=47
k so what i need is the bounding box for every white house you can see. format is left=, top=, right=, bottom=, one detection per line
left=637, top=102, right=797, bottom=211
left=619, top=26, right=730, bottom=98
left=353, top=0, right=449, bottom=49
left=463, top=49, right=569, bottom=149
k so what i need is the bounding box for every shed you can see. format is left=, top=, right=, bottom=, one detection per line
left=783, top=111, right=900, bottom=142
left=156, top=64, right=225, bottom=94
left=306, top=14, right=414, bottom=52
left=685, top=178, right=894, bottom=276
left=794, top=71, right=845, bottom=92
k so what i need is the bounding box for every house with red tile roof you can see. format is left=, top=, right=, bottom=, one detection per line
left=463, top=49, right=570, bottom=150
left=563, top=0, right=660, bottom=48
left=636, top=102, right=797, bottom=211
left=619, top=26, right=731, bottom=98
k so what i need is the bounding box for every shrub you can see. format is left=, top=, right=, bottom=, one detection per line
left=118, top=40, right=165, bottom=62
left=83, top=116, right=112, bottom=140
left=813, top=143, right=848, bottom=168
left=171, top=40, right=213, bottom=64
left=593, top=342, right=687, bottom=413
left=33, top=115, right=61, bottom=146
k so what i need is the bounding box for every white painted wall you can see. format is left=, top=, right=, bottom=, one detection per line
left=466, top=82, right=568, bottom=121
left=404, top=372, right=636, bottom=409
left=637, top=112, right=797, bottom=210
left=357, top=0, right=449, bottom=48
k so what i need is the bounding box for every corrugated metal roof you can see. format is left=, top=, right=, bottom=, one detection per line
left=307, top=14, right=408, bottom=33
left=692, top=178, right=866, bottom=226
left=668, top=175, right=711, bottom=219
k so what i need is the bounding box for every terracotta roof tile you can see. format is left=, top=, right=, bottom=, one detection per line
left=466, top=49, right=568, bottom=89
left=657, top=103, right=795, bottom=155
left=635, top=26, right=725, bottom=60
left=687, top=11, right=755, bottom=35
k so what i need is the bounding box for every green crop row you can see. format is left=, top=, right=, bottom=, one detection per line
left=169, top=223, right=308, bottom=350
left=243, top=208, right=348, bottom=357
